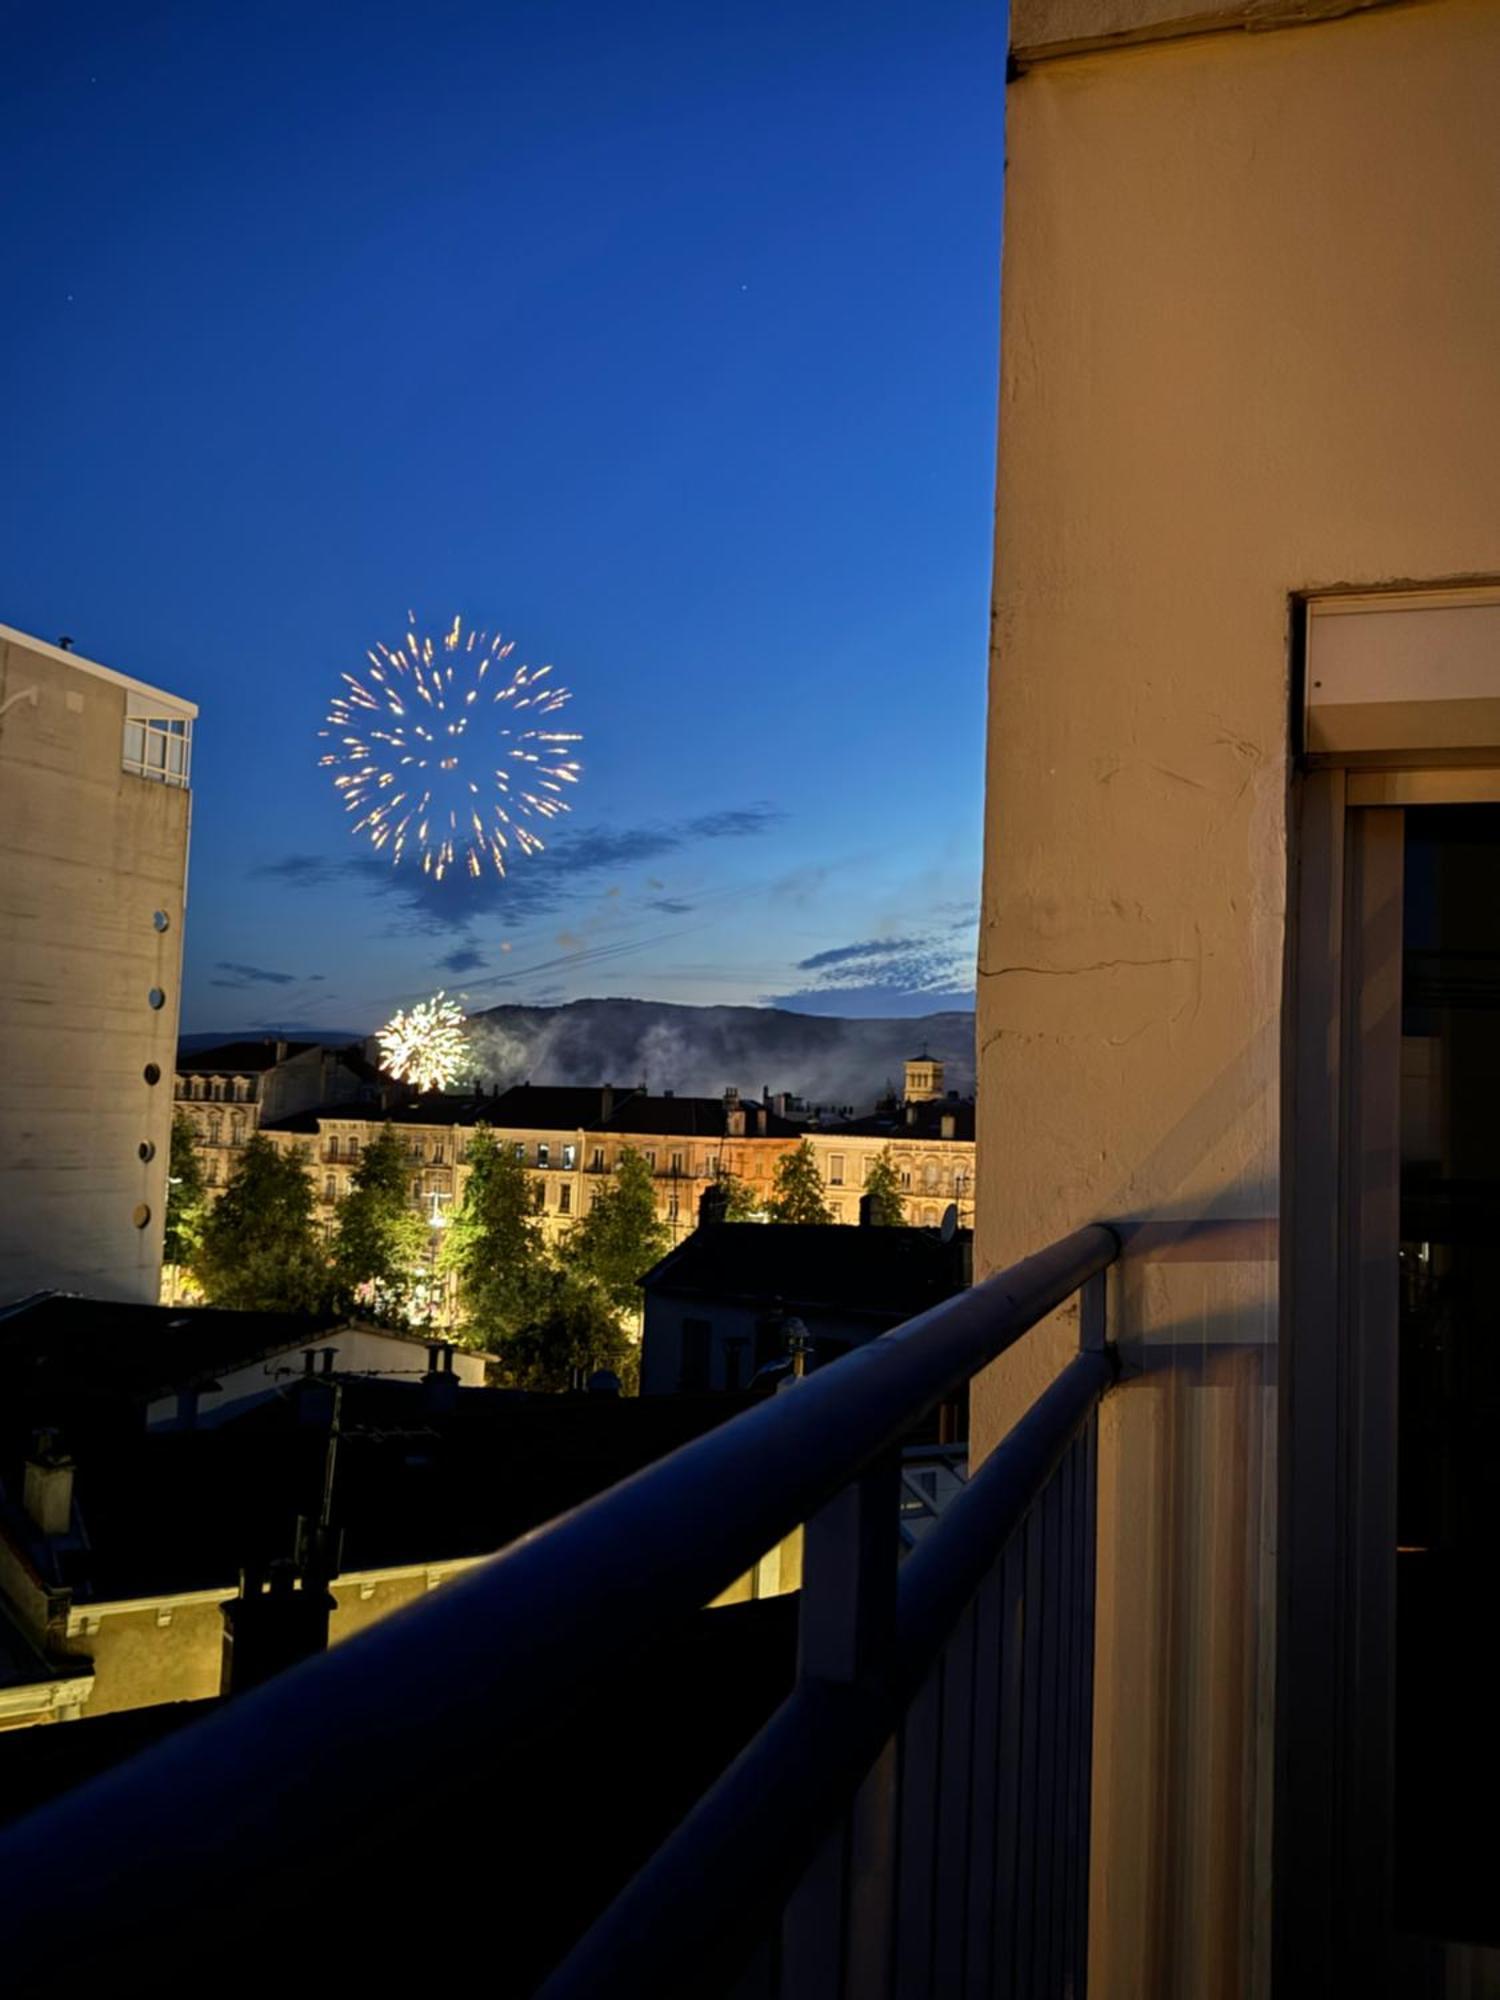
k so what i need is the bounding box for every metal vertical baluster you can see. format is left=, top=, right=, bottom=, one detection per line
left=782, top=1456, right=900, bottom=2000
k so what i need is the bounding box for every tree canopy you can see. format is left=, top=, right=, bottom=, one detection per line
left=765, top=1139, right=834, bottom=1225
left=497, top=1267, right=637, bottom=1394
left=566, top=1148, right=670, bottom=1316
left=862, top=1148, right=906, bottom=1228
left=163, top=1110, right=207, bottom=1267
left=193, top=1134, right=330, bottom=1313
left=332, top=1125, right=430, bottom=1325
left=711, top=1165, right=760, bottom=1221
left=440, top=1126, right=548, bottom=1346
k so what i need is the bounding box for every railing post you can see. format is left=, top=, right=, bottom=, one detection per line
left=782, top=1454, right=900, bottom=1999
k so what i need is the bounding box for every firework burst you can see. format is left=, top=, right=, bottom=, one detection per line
left=378, top=993, right=470, bottom=1093
left=320, top=614, right=582, bottom=879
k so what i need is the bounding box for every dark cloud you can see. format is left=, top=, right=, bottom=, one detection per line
left=779, top=929, right=976, bottom=1011
left=796, top=936, right=922, bottom=974
left=646, top=896, right=695, bottom=916
left=251, top=802, right=784, bottom=936
left=440, top=945, right=485, bottom=974
left=684, top=805, right=784, bottom=841
left=768, top=985, right=977, bottom=1020
left=251, top=854, right=343, bottom=887
left=212, top=961, right=298, bottom=987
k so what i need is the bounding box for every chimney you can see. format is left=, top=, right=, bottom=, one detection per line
left=601, top=1083, right=614, bottom=1119
left=23, top=1432, right=74, bottom=1537
left=941, top=1113, right=956, bottom=1141
left=275, top=1040, right=288, bottom=1063
left=699, top=1183, right=729, bottom=1227
left=220, top=1559, right=336, bottom=1698
left=423, top=1343, right=460, bottom=1415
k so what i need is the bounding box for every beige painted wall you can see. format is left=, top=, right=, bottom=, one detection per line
left=64, top=1565, right=480, bottom=1719
left=978, top=3, right=1500, bottom=1994
left=0, top=629, right=192, bottom=1306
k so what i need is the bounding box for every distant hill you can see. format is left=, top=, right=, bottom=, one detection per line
left=462, top=999, right=975, bottom=1110
left=177, top=1028, right=367, bottom=1053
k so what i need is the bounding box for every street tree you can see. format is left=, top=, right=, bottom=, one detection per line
left=194, top=1134, right=330, bottom=1313
left=164, top=1110, right=207, bottom=1268
left=765, top=1139, right=834, bottom=1225
left=440, top=1126, right=548, bottom=1346
left=333, top=1125, right=430, bottom=1325
left=711, top=1165, right=759, bottom=1220
left=567, top=1147, right=670, bottom=1317
left=497, top=1267, right=636, bottom=1393
left=861, top=1148, right=906, bottom=1227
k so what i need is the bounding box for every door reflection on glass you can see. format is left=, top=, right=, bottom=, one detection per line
left=1398, top=806, right=1500, bottom=1943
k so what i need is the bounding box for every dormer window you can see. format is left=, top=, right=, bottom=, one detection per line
left=210, top=1077, right=225, bottom=1101
left=190, top=1077, right=204, bottom=1099
left=232, top=1078, right=250, bottom=1103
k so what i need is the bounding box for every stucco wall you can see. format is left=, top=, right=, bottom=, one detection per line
left=0, top=631, right=191, bottom=1305
left=977, top=3, right=1500, bottom=1994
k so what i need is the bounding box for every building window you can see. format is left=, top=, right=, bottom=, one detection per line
left=559, top=1183, right=571, bottom=1214
left=645, top=1150, right=657, bottom=1171
left=590, top=1147, right=605, bottom=1172
left=532, top=1182, right=545, bottom=1214
left=668, top=1194, right=680, bottom=1221
left=900, top=1169, right=911, bottom=1190
left=537, top=1142, right=550, bottom=1168
left=324, top=1176, right=337, bottom=1202
left=514, top=1143, right=525, bottom=1162
left=923, top=1162, right=939, bottom=1192
left=210, top=1077, right=225, bottom=1101
left=562, top=1143, right=576, bottom=1170
left=831, top=1201, right=845, bottom=1223
left=670, top=1150, right=683, bottom=1175
left=232, top=1078, right=250, bottom=1102
left=705, top=1155, right=719, bottom=1179
left=121, top=712, right=192, bottom=786
left=829, top=1154, right=845, bottom=1186
left=206, top=1110, right=223, bottom=1145
left=923, top=1207, right=938, bottom=1227
left=229, top=1111, right=246, bottom=1146
left=190, top=1076, right=204, bottom=1099
left=205, top=1157, right=220, bottom=1187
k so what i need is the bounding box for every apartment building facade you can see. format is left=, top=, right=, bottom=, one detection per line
left=0, top=625, right=195, bottom=1307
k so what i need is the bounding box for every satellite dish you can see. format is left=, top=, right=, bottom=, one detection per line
left=940, top=1204, right=959, bottom=1243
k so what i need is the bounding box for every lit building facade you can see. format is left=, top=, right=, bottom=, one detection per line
left=0, top=624, right=194, bottom=1306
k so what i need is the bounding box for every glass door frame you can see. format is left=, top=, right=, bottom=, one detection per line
left=1277, top=768, right=1500, bottom=1996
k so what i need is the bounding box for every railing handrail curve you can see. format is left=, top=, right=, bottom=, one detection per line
left=0, top=1221, right=1118, bottom=1973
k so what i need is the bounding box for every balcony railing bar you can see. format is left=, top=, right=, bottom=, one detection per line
left=540, top=1348, right=1112, bottom=1999
left=0, top=1224, right=1116, bottom=1988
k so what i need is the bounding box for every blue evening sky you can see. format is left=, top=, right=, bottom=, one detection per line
left=1, top=2, right=1004, bottom=1034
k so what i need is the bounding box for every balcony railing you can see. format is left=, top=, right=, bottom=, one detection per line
left=0, top=1223, right=1118, bottom=1995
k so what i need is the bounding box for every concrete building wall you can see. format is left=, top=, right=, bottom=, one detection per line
left=0, top=627, right=194, bottom=1306
left=976, top=5, right=1500, bottom=1995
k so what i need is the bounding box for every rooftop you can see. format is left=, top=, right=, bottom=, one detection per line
left=5, top=1382, right=756, bottom=1602
left=175, top=1038, right=318, bottom=1075
left=0, top=622, right=197, bottom=720
left=0, top=1293, right=350, bottom=1411
left=642, top=1221, right=970, bottom=1320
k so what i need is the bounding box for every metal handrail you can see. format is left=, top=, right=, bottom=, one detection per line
left=541, top=1348, right=1114, bottom=1998
left=0, top=1222, right=1117, bottom=1976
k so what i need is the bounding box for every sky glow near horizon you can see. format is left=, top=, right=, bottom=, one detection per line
left=0, top=2, right=1004, bottom=1031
